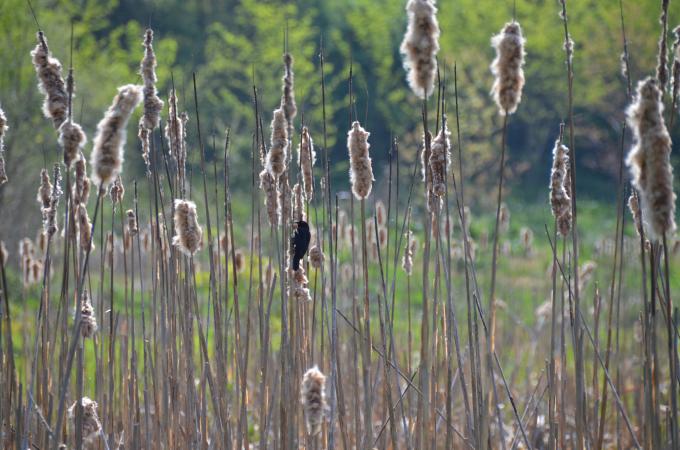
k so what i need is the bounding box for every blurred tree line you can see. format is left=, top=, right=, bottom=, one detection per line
left=0, top=0, right=678, bottom=241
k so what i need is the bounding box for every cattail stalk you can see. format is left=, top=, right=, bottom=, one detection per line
left=0, top=105, right=6, bottom=185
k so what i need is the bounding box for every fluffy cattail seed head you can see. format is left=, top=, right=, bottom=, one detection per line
left=400, top=0, right=440, bottom=99
left=301, top=366, right=327, bottom=436
left=78, top=203, right=93, bottom=251
left=402, top=229, right=414, bottom=276
left=172, top=199, right=203, bottom=256
left=127, top=209, right=138, bottom=236
left=282, top=53, right=297, bottom=132
left=430, top=118, right=451, bottom=197
left=628, top=192, right=643, bottom=237
left=289, top=267, right=312, bottom=302
left=37, top=169, right=52, bottom=209
left=90, top=84, right=143, bottom=187
left=140, top=29, right=163, bottom=131
left=259, top=169, right=280, bottom=226
left=309, top=244, right=324, bottom=269
left=348, top=121, right=374, bottom=200
left=298, top=127, right=316, bottom=201
left=625, top=77, right=676, bottom=241
left=73, top=154, right=90, bottom=205
left=31, top=32, right=68, bottom=129
left=59, top=121, right=86, bottom=168
left=549, top=139, right=572, bottom=236
left=267, top=108, right=288, bottom=178
left=109, top=176, right=125, bottom=205
left=80, top=290, right=97, bottom=338
left=68, top=397, right=101, bottom=439
left=293, top=182, right=306, bottom=222
left=490, top=21, right=526, bottom=115
left=375, top=200, right=387, bottom=227
left=43, top=165, right=62, bottom=237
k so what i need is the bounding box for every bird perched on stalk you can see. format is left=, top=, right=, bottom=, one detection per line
left=291, top=220, right=311, bottom=271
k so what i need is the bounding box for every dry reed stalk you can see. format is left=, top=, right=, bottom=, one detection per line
left=90, top=85, right=143, bottom=187
left=31, top=32, right=68, bottom=129
left=0, top=105, right=6, bottom=185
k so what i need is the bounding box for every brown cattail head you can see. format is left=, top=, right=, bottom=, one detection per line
left=499, top=203, right=511, bottom=234
left=671, top=26, right=680, bottom=106
left=172, top=199, right=203, bottom=256
left=90, top=84, right=143, bottom=187
left=520, top=226, right=533, bottom=254
left=109, top=176, right=125, bottom=205
left=68, top=397, right=101, bottom=439
left=73, top=154, right=90, bottom=205
left=282, top=53, right=297, bottom=132
left=80, top=289, right=97, bottom=338
left=165, top=90, right=185, bottom=170
left=77, top=203, right=93, bottom=251
left=36, top=230, right=47, bottom=256
left=375, top=200, right=387, bottom=227
left=490, top=21, right=526, bottom=115
left=267, top=107, right=289, bottom=178
left=289, top=267, right=311, bottom=302
left=301, top=366, right=327, bottom=436
left=348, top=121, right=374, bottom=200
left=293, top=182, right=306, bottom=222
left=127, top=209, right=138, bottom=236
left=402, top=229, right=414, bottom=275
left=140, top=29, right=164, bottom=131
left=234, top=250, right=245, bottom=273
left=625, top=77, right=676, bottom=241
left=420, top=132, right=439, bottom=212
left=549, top=138, right=572, bottom=236
left=628, top=192, right=643, bottom=237
left=656, top=2, right=670, bottom=89
left=30, top=259, right=43, bottom=285
left=31, top=32, right=68, bottom=129
left=59, top=121, right=87, bottom=168
left=43, top=164, right=62, bottom=238
left=400, top=0, right=440, bottom=99
left=298, top=126, right=316, bottom=201
left=430, top=117, right=451, bottom=197
left=37, top=168, right=52, bottom=209
left=309, top=244, right=324, bottom=269
left=259, top=169, right=280, bottom=226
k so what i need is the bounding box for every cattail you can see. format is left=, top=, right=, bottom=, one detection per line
left=110, top=176, right=125, bottom=205
left=234, top=250, right=245, bottom=273
left=127, top=209, right=138, bottom=236
left=375, top=200, right=387, bottom=227
left=0, top=106, right=8, bottom=185
left=298, top=127, right=315, bottom=201
left=400, top=0, right=440, bottom=99
left=172, top=199, right=203, bottom=256
left=78, top=203, right=93, bottom=251
left=378, top=226, right=388, bottom=248
left=490, top=21, right=526, bottom=115
left=289, top=267, right=312, bottom=303
left=37, top=168, right=52, bottom=209
left=420, top=132, right=439, bottom=212
left=68, top=397, right=101, bottom=439
left=90, top=84, right=143, bottom=187
left=430, top=117, right=451, bottom=196
left=43, top=164, right=62, bottom=238
left=672, top=26, right=680, bottom=107
left=30, top=259, right=43, bottom=284
left=165, top=90, right=184, bottom=164
left=266, top=107, right=288, bottom=178
left=348, top=121, right=374, bottom=200
left=80, top=289, right=97, bottom=338
left=499, top=203, right=510, bottom=234
left=278, top=173, right=292, bottom=226
left=31, top=32, right=68, bottom=129
left=260, top=169, right=279, bottom=226
left=402, top=229, right=414, bottom=275
left=36, top=230, right=47, bottom=256
left=578, top=261, right=597, bottom=292
left=282, top=53, right=297, bottom=133
left=309, top=244, right=324, bottom=269
left=301, top=366, right=327, bottom=436
left=73, top=154, right=90, bottom=205
left=549, top=138, right=572, bottom=236
left=656, top=1, right=670, bottom=89
left=625, top=77, right=676, bottom=240
left=105, top=232, right=114, bottom=267
left=0, top=241, right=7, bottom=267
left=59, top=121, right=87, bottom=168
left=628, top=192, right=643, bottom=237
left=139, top=29, right=164, bottom=172
left=140, top=29, right=163, bottom=131
left=293, top=182, right=306, bottom=222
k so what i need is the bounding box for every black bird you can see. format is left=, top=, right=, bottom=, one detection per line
left=290, top=220, right=311, bottom=270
